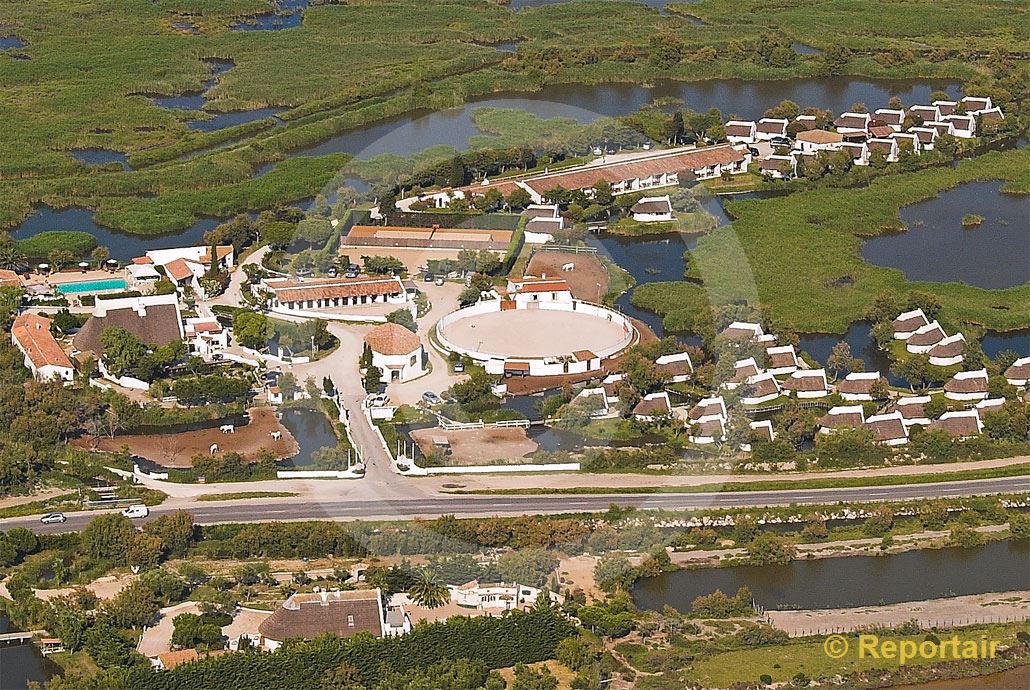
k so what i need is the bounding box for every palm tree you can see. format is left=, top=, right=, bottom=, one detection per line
left=0, top=242, right=26, bottom=270
left=407, top=569, right=449, bottom=609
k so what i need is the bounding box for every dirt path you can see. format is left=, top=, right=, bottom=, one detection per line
left=81, top=407, right=297, bottom=467
left=767, top=591, right=1030, bottom=636
left=0, top=488, right=72, bottom=510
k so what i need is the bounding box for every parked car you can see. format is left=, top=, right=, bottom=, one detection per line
left=747, top=146, right=760, bottom=156
left=423, top=273, right=434, bottom=283
left=422, top=391, right=443, bottom=405
left=345, top=271, right=358, bottom=278
left=40, top=512, right=66, bottom=524
left=327, top=267, right=338, bottom=278
left=121, top=504, right=150, bottom=519
left=348, top=263, right=360, bottom=272
left=452, top=361, right=465, bottom=373
left=366, top=393, right=390, bottom=408
left=434, top=277, right=445, bottom=286
left=770, top=136, right=791, bottom=146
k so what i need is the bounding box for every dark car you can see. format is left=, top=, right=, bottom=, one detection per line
left=770, top=136, right=791, bottom=146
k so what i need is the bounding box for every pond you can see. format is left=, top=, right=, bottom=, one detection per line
left=69, top=148, right=130, bottom=170
left=633, top=539, right=1030, bottom=612
left=0, top=35, right=25, bottom=49
left=860, top=180, right=1030, bottom=290
left=0, top=615, right=59, bottom=690
left=231, top=0, right=308, bottom=32
left=278, top=406, right=339, bottom=467
left=294, top=77, right=961, bottom=161
left=9, top=205, right=224, bottom=260
left=791, top=42, right=822, bottom=55
left=149, top=58, right=285, bottom=132
left=981, top=329, right=1030, bottom=359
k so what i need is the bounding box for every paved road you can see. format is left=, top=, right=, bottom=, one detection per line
left=6, top=475, right=1028, bottom=535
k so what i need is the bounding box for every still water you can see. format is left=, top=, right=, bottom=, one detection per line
left=633, top=539, right=1030, bottom=612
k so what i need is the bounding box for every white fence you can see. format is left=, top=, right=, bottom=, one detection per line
left=276, top=469, right=363, bottom=479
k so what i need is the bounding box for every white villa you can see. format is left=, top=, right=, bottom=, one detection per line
left=506, top=276, right=573, bottom=305
left=12, top=313, right=75, bottom=383
left=944, top=369, right=990, bottom=401
left=184, top=316, right=228, bottom=358
left=364, top=322, right=426, bottom=383
left=631, top=195, right=674, bottom=223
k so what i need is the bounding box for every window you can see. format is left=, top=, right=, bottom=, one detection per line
left=347, top=615, right=354, bottom=627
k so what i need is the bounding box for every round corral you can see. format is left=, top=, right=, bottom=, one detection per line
left=437, top=301, right=635, bottom=361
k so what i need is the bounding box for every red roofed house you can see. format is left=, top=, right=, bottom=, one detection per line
left=0, top=268, right=23, bottom=288
left=865, top=412, right=909, bottom=446
left=184, top=316, right=228, bottom=358
left=364, top=322, right=426, bottom=383
left=930, top=410, right=983, bottom=439
left=1005, top=357, right=1030, bottom=387
left=506, top=276, right=573, bottom=305
left=12, top=313, right=75, bottom=383
left=783, top=369, right=829, bottom=398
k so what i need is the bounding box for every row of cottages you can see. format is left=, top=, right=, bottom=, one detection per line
left=682, top=393, right=776, bottom=447
left=819, top=392, right=1003, bottom=446
left=892, top=308, right=967, bottom=366
left=753, top=96, right=1004, bottom=177
left=127, top=245, right=235, bottom=298
left=257, top=589, right=409, bottom=652
left=262, top=274, right=410, bottom=313
left=516, top=144, right=751, bottom=203
left=625, top=351, right=694, bottom=420
left=11, top=312, right=75, bottom=383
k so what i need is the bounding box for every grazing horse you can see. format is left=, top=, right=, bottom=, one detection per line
left=270, top=431, right=282, bottom=441
left=220, top=424, right=235, bottom=434
left=209, top=443, right=219, bottom=455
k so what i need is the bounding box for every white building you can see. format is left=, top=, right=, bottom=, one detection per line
left=944, top=369, right=990, bottom=401
left=867, top=137, right=899, bottom=163
left=506, top=276, right=573, bottom=305
left=755, top=118, right=789, bottom=141
left=942, top=114, right=976, bottom=138
left=865, top=412, right=909, bottom=446
left=258, top=589, right=406, bottom=651
left=837, top=371, right=886, bottom=402
left=12, top=313, right=75, bottom=383
left=765, top=344, right=800, bottom=375
left=927, top=333, right=966, bottom=367
left=725, top=120, right=758, bottom=144
left=264, top=275, right=409, bottom=314
left=819, top=405, right=866, bottom=434
left=654, top=351, right=693, bottom=383
left=783, top=369, right=829, bottom=398
left=689, top=414, right=727, bottom=445
left=184, top=317, right=229, bottom=358
left=633, top=391, right=672, bottom=422
left=740, top=372, right=781, bottom=406
left=1004, top=357, right=1030, bottom=387
left=451, top=581, right=556, bottom=611
left=364, top=322, right=426, bottom=383
left=631, top=195, right=674, bottom=223
left=892, top=309, right=929, bottom=340
left=793, top=129, right=844, bottom=154
left=873, top=109, right=905, bottom=132
left=905, top=321, right=947, bottom=353
left=833, top=112, right=872, bottom=135
left=889, top=395, right=932, bottom=429
left=960, top=96, right=993, bottom=114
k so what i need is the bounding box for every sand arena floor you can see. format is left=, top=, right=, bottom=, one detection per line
left=440, top=308, right=631, bottom=359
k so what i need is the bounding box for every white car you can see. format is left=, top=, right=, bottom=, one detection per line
left=121, top=504, right=150, bottom=519
left=40, top=512, right=67, bottom=524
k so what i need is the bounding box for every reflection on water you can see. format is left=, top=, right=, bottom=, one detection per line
left=231, top=0, right=307, bottom=31
left=0, top=615, right=59, bottom=689
left=278, top=407, right=338, bottom=467
left=861, top=180, right=1030, bottom=290
left=982, top=329, right=1030, bottom=359
left=69, top=148, right=130, bottom=170
left=633, top=540, right=1030, bottom=612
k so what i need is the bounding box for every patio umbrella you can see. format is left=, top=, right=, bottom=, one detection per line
left=78, top=261, right=89, bottom=272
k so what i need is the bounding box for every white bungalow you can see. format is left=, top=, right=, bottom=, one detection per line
left=931, top=409, right=984, bottom=439
left=687, top=395, right=727, bottom=422
left=892, top=309, right=929, bottom=340
left=524, top=216, right=565, bottom=244
left=631, top=195, right=674, bottom=223
left=942, top=114, right=976, bottom=138
left=943, top=369, right=989, bottom=401
left=833, top=112, right=872, bottom=135
left=723, top=356, right=762, bottom=390
left=927, top=333, right=966, bottom=367
left=783, top=369, right=829, bottom=398
left=184, top=317, right=228, bottom=358
left=755, top=118, right=789, bottom=141
left=720, top=321, right=775, bottom=343
left=655, top=351, right=693, bottom=383
left=873, top=109, right=905, bottom=132
left=746, top=419, right=775, bottom=448
left=867, top=138, right=899, bottom=163
left=740, top=372, right=781, bottom=406
left=793, top=129, right=844, bottom=154
left=765, top=344, right=800, bottom=375
left=889, top=131, right=921, bottom=154
left=865, top=412, right=909, bottom=446
left=905, top=321, right=947, bottom=354
left=909, top=127, right=939, bottom=150
left=925, top=121, right=956, bottom=138
left=1004, top=357, right=1030, bottom=387
left=632, top=391, right=672, bottom=422
left=908, top=104, right=941, bottom=124
left=758, top=155, right=796, bottom=179
left=837, top=371, right=887, bottom=402
left=960, top=96, right=993, bottom=115
left=725, top=120, right=758, bottom=144
left=818, top=405, right=866, bottom=434
left=888, top=395, right=932, bottom=428
left=932, top=100, right=959, bottom=117
left=689, top=414, right=727, bottom=445
left=975, top=398, right=1006, bottom=415
left=840, top=142, right=869, bottom=166
left=451, top=581, right=555, bottom=611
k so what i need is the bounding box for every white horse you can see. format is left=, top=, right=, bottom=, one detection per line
left=209, top=443, right=219, bottom=455
left=220, top=424, right=235, bottom=434
left=270, top=431, right=282, bottom=441
left=562, top=262, right=575, bottom=271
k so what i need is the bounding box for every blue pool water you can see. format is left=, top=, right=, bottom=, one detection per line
left=56, top=278, right=127, bottom=294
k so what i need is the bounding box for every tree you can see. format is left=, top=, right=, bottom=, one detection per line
left=320, top=664, right=363, bottom=690
left=827, top=341, right=853, bottom=378
left=386, top=308, right=416, bottom=332
left=507, top=187, right=532, bottom=210
left=98, top=327, right=148, bottom=378
left=593, top=554, right=636, bottom=593
left=362, top=255, right=405, bottom=275
left=91, top=245, right=110, bottom=266
left=512, top=663, right=558, bottom=690
left=101, top=581, right=159, bottom=629
left=497, top=548, right=559, bottom=587
left=82, top=513, right=135, bottom=563
left=407, top=569, right=449, bottom=609
left=143, top=510, right=195, bottom=558
left=48, top=249, right=76, bottom=272
left=234, top=311, right=270, bottom=350
left=294, top=218, right=334, bottom=248
left=746, top=534, right=797, bottom=565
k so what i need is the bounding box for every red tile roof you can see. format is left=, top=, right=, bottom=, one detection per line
left=12, top=313, right=74, bottom=371
left=270, top=276, right=403, bottom=304
left=364, top=322, right=421, bottom=356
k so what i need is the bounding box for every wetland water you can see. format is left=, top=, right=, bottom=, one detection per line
left=861, top=180, right=1030, bottom=290
left=633, top=539, right=1030, bottom=612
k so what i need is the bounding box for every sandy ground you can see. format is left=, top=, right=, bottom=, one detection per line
left=34, top=573, right=136, bottom=602
left=526, top=251, right=608, bottom=303
left=138, top=601, right=202, bottom=657
left=767, top=591, right=1030, bottom=636
left=79, top=407, right=297, bottom=468
left=441, top=309, right=630, bottom=359
left=410, top=427, right=538, bottom=465
left=558, top=555, right=602, bottom=601
left=0, top=488, right=72, bottom=510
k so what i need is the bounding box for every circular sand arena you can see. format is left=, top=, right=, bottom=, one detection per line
left=438, top=304, right=634, bottom=360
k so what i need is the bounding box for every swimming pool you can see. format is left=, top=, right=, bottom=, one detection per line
left=56, top=278, right=127, bottom=294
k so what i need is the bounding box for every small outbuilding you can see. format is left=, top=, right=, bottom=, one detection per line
left=364, top=322, right=426, bottom=383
